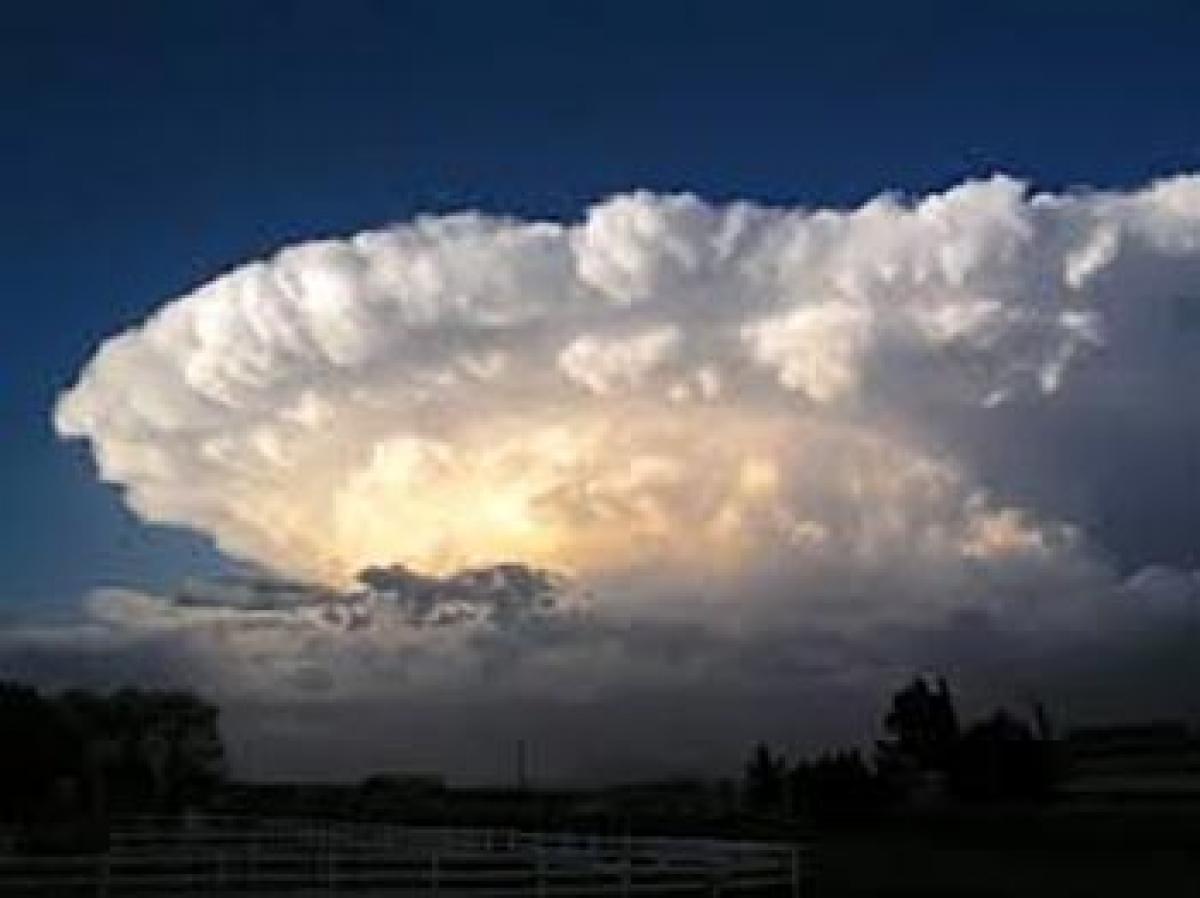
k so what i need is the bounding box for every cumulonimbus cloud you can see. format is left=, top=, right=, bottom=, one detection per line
left=56, top=175, right=1200, bottom=589
left=38, top=175, right=1200, bottom=777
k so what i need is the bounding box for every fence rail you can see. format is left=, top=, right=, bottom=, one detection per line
left=0, top=816, right=807, bottom=896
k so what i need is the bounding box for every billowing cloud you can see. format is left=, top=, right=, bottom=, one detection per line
left=59, top=175, right=1200, bottom=583
left=37, top=175, right=1200, bottom=778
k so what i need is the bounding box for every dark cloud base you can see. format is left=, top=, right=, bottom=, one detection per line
left=3, top=563, right=1198, bottom=783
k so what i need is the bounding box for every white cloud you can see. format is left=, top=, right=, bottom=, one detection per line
left=40, top=175, right=1200, bottom=776
left=61, top=174, right=1200, bottom=585
left=557, top=326, right=681, bottom=396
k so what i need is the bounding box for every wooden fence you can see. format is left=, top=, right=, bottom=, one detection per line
left=0, top=816, right=807, bottom=896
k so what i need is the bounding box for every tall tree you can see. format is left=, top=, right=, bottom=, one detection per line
left=880, top=675, right=960, bottom=772
left=0, top=682, right=75, bottom=822
left=743, top=742, right=787, bottom=812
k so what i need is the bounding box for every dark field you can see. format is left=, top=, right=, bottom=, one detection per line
left=809, top=805, right=1200, bottom=897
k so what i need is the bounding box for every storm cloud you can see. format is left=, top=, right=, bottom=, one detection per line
left=34, top=175, right=1200, bottom=779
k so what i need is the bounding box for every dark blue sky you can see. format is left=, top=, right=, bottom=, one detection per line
left=4, top=0, right=1200, bottom=612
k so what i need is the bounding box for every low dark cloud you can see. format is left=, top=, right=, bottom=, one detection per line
left=3, top=557, right=1198, bottom=782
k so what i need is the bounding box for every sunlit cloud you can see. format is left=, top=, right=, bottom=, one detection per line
left=36, top=175, right=1200, bottom=775
left=60, top=174, right=1200, bottom=585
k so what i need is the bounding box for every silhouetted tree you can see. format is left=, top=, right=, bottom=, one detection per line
left=743, top=742, right=787, bottom=812
left=0, top=682, right=77, bottom=822
left=877, top=675, right=960, bottom=773
left=59, top=688, right=226, bottom=813
left=790, top=749, right=885, bottom=820
left=0, top=681, right=226, bottom=839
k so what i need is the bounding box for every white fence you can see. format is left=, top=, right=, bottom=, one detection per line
left=0, top=816, right=807, bottom=896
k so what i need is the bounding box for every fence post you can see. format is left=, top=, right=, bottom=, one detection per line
left=431, top=850, right=440, bottom=896
left=791, top=845, right=801, bottom=898
left=621, top=833, right=632, bottom=898
left=96, top=854, right=109, bottom=898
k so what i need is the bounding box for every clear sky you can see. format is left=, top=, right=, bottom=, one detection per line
left=5, top=1, right=1200, bottom=780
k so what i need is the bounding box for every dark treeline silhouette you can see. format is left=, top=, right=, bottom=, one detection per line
left=744, top=674, right=1058, bottom=820
left=0, top=673, right=1077, bottom=848
left=0, top=682, right=225, bottom=851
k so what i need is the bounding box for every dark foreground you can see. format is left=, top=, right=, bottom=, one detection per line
left=6, top=804, right=1200, bottom=896
left=809, top=803, right=1200, bottom=897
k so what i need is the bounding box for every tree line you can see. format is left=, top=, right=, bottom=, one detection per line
left=744, top=675, right=1059, bottom=820
left=0, top=682, right=225, bottom=850
left=1, top=674, right=1059, bottom=846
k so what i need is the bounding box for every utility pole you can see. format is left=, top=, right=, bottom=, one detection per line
left=516, top=738, right=528, bottom=791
